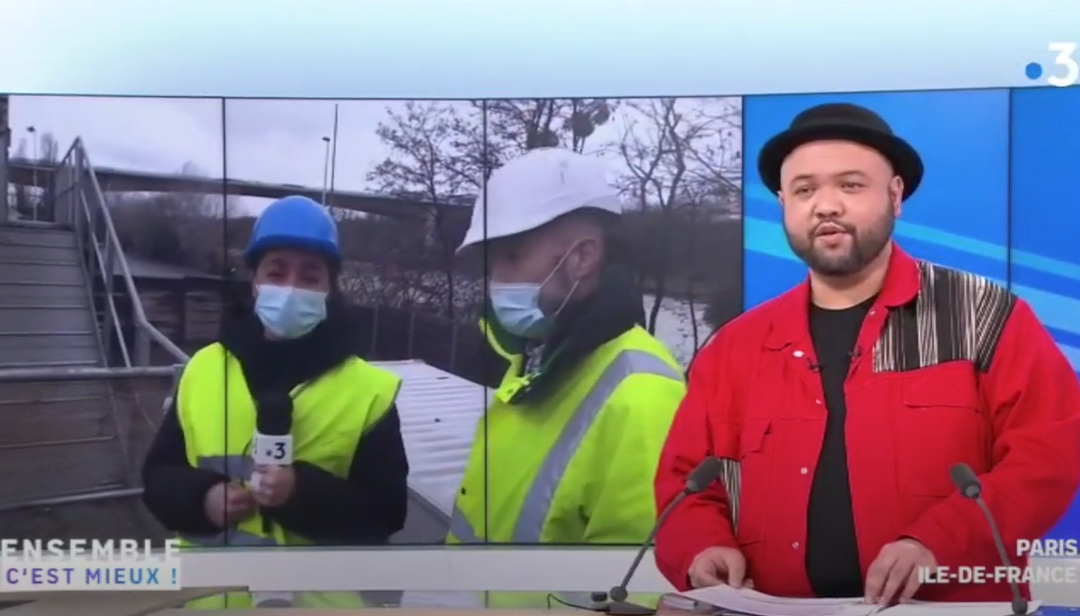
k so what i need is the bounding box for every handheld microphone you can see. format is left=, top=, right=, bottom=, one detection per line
left=949, top=463, right=1028, bottom=616
left=251, top=392, right=294, bottom=490
left=596, top=456, right=724, bottom=616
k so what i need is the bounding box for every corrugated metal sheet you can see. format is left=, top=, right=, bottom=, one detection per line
left=374, top=360, right=487, bottom=517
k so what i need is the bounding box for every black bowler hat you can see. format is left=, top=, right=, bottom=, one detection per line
left=757, top=103, right=924, bottom=200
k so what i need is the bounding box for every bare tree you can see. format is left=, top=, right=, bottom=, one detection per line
left=612, top=98, right=742, bottom=339
left=485, top=99, right=614, bottom=163
left=367, top=101, right=486, bottom=320
left=10, top=138, right=30, bottom=218
left=0, top=96, right=7, bottom=222
left=108, top=161, right=240, bottom=273
left=39, top=132, right=59, bottom=164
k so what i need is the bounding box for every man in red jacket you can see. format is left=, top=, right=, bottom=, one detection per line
left=654, top=102, right=1080, bottom=606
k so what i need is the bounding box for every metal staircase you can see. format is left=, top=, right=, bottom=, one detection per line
left=0, top=222, right=102, bottom=370
left=0, top=139, right=188, bottom=541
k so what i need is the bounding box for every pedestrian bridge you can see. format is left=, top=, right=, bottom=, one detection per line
left=0, top=137, right=485, bottom=544
left=7, top=156, right=471, bottom=220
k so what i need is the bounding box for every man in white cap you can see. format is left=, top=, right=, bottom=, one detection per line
left=448, top=147, right=687, bottom=547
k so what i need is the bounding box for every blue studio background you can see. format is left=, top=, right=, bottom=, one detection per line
left=741, top=86, right=1080, bottom=541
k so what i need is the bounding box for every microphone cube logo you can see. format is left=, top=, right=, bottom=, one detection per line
left=252, top=433, right=292, bottom=465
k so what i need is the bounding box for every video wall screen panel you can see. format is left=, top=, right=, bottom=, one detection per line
left=0, top=95, right=744, bottom=550
left=1010, top=86, right=1080, bottom=541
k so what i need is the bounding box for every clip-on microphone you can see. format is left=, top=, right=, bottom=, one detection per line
left=949, top=463, right=1029, bottom=616
left=588, top=457, right=725, bottom=615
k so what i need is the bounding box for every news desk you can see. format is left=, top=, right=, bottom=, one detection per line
left=3, top=589, right=1080, bottom=616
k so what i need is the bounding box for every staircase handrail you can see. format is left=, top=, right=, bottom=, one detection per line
left=59, top=138, right=190, bottom=365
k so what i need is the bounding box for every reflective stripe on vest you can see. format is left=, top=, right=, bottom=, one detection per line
left=449, top=349, right=681, bottom=543
left=179, top=454, right=277, bottom=547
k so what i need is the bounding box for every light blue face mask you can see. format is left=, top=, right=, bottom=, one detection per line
left=489, top=282, right=553, bottom=339
left=255, top=284, right=328, bottom=339
left=489, top=246, right=580, bottom=340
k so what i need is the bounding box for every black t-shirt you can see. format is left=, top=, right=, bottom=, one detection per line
left=804, top=296, right=875, bottom=598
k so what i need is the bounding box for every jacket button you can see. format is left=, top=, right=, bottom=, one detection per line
left=460, top=488, right=467, bottom=495
left=792, top=542, right=800, bottom=549
left=800, top=467, right=808, bottom=475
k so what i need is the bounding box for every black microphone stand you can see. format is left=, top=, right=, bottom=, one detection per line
left=589, top=457, right=725, bottom=615
left=950, top=463, right=1029, bottom=616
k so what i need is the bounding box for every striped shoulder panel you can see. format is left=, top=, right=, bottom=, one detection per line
left=872, top=261, right=1018, bottom=374
left=718, top=458, right=742, bottom=530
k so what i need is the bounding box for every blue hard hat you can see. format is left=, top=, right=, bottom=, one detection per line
left=244, top=196, right=340, bottom=267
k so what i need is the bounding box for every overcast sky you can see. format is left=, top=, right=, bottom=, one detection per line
left=9, top=96, right=742, bottom=214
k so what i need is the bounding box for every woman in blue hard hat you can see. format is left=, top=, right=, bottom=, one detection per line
left=141, top=195, right=409, bottom=608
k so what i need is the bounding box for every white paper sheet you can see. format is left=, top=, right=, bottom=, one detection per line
left=674, top=585, right=1043, bottom=616
left=883, top=599, right=1042, bottom=615
left=675, top=585, right=878, bottom=616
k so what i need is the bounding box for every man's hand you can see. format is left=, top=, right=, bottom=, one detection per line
left=252, top=464, right=297, bottom=507
left=204, top=481, right=256, bottom=528
left=864, top=538, right=937, bottom=605
left=688, top=546, right=749, bottom=589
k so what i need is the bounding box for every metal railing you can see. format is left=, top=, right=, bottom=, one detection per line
left=52, top=137, right=190, bottom=367
left=0, top=365, right=178, bottom=518
left=0, top=139, right=189, bottom=515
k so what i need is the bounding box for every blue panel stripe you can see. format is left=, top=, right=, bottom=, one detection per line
left=744, top=186, right=1080, bottom=283
left=744, top=218, right=1080, bottom=372
left=745, top=216, right=1080, bottom=337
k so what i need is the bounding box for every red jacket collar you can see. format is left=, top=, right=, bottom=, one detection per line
left=764, top=243, right=920, bottom=350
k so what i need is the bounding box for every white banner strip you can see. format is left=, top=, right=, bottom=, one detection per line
left=3, top=548, right=1078, bottom=605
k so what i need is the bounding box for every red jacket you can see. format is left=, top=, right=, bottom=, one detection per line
left=654, top=246, right=1080, bottom=602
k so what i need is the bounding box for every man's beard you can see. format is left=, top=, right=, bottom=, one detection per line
left=786, top=212, right=894, bottom=277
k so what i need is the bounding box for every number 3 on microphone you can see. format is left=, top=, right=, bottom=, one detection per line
left=1048, top=42, right=1079, bottom=87
left=272, top=442, right=287, bottom=460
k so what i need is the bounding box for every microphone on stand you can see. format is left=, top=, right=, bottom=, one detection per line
left=949, top=463, right=1028, bottom=616
left=589, top=457, right=725, bottom=616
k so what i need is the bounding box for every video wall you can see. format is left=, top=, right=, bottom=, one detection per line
left=1, top=87, right=1078, bottom=548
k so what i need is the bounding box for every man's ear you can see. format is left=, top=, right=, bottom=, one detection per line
left=890, top=176, right=904, bottom=217
left=572, top=236, right=604, bottom=279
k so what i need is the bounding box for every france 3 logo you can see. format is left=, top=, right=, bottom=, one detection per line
left=1025, top=42, right=1079, bottom=87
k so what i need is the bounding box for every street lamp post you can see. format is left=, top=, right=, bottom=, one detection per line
left=328, top=103, right=339, bottom=209
left=26, top=126, right=37, bottom=221
left=321, top=136, right=331, bottom=205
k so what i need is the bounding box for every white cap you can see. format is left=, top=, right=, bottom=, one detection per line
left=458, top=148, right=623, bottom=252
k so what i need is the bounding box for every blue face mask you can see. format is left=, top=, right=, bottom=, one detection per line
left=489, top=282, right=552, bottom=339
left=255, top=284, right=328, bottom=339
left=489, top=245, right=581, bottom=340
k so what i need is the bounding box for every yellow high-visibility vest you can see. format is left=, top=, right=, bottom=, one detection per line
left=174, top=342, right=401, bottom=548
left=448, top=322, right=685, bottom=545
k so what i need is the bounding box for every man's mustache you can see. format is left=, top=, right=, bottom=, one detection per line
left=811, top=221, right=855, bottom=237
